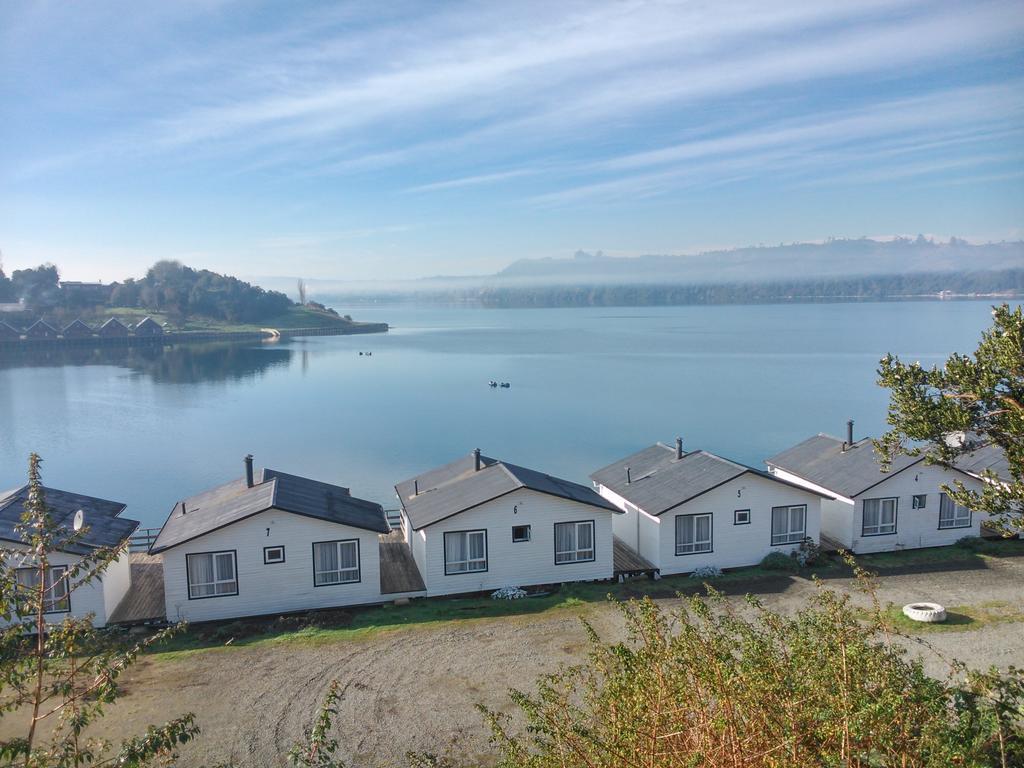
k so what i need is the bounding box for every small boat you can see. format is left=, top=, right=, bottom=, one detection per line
left=500, top=382, right=511, bottom=388
left=488, top=380, right=498, bottom=388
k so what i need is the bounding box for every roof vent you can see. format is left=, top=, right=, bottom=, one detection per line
left=675, top=436, right=683, bottom=460
left=414, top=479, right=419, bottom=496
left=847, top=419, right=854, bottom=447
left=244, top=454, right=254, bottom=488
left=473, top=448, right=482, bottom=472
left=180, top=501, right=186, bottom=515
left=626, top=466, right=632, bottom=485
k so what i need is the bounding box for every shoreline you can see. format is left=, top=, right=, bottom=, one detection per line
left=0, top=322, right=389, bottom=350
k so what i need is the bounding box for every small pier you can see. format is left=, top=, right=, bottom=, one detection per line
left=379, top=530, right=426, bottom=595
left=108, top=554, right=167, bottom=624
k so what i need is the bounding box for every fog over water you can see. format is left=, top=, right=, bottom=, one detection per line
left=0, top=300, right=1004, bottom=530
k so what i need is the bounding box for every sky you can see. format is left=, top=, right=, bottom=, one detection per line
left=1, top=0, right=1023, bottom=283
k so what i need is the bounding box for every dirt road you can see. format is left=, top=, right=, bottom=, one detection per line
left=11, top=557, right=1024, bottom=766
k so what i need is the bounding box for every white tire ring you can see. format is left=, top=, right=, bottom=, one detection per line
left=902, top=602, right=947, bottom=623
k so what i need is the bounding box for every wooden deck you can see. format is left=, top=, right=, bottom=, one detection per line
left=612, top=536, right=658, bottom=577
left=108, top=554, right=167, bottom=624
left=379, top=530, right=426, bottom=595
left=819, top=534, right=846, bottom=554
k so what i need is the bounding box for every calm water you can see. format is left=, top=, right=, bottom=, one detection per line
left=0, top=301, right=1004, bottom=529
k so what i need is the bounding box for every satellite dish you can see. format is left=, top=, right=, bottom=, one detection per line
left=73, top=509, right=85, bottom=531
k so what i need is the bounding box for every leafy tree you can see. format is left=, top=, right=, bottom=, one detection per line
left=483, top=575, right=1023, bottom=768
left=0, top=453, right=198, bottom=766
left=10, top=265, right=60, bottom=310
left=876, top=303, right=1023, bottom=534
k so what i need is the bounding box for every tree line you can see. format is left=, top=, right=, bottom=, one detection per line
left=0, top=260, right=295, bottom=323
left=374, top=269, right=1024, bottom=308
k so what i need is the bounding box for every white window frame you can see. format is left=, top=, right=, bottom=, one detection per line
left=444, top=530, right=488, bottom=575
left=554, top=520, right=596, bottom=564
left=734, top=509, right=751, bottom=525
left=675, top=513, right=713, bottom=555
left=16, top=565, right=70, bottom=614
left=771, top=505, right=807, bottom=546
left=512, top=525, right=531, bottom=543
left=186, top=551, right=238, bottom=599
left=912, top=494, right=927, bottom=509
left=313, top=540, right=361, bottom=586
left=938, top=493, right=972, bottom=530
left=862, top=497, right=898, bottom=536
left=263, top=545, right=285, bottom=564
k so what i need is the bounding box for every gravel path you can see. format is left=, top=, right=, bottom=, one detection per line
left=8, top=557, right=1024, bottom=766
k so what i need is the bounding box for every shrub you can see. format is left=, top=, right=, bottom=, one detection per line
left=792, top=537, right=821, bottom=567
left=482, top=576, right=1024, bottom=768
left=761, top=551, right=798, bottom=571
left=689, top=565, right=723, bottom=579
left=492, top=586, right=528, bottom=600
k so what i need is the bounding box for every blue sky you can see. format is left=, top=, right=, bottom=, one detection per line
left=1, top=0, right=1023, bottom=282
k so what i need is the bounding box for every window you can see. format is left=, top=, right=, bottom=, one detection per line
left=939, top=493, right=972, bottom=529
left=263, top=545, right=285, bottom=564
left=16, top=566, right=70, bottom=613
left=445, top=530, right=487, bottom=574
left=912, top=494, right=927, bottom=509
left=512, top=525, right=531, bottom=543
left=675, top=513, right=712, bottom=555
left=862, top=497, right=897, bottom=536
left=771, top=505, right=807, bottom=545
left=734, top=509, right=751, bottom=525
left=186, top=551, right=238, bottom=599
left=554, top=521, right=595, bottom=563
left=313, top=540, right=360, bottom=586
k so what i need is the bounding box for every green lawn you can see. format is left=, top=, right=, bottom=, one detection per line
left=879, top=600, right=1024, bottom=634
left=144, top=539, right=1024, bottom=661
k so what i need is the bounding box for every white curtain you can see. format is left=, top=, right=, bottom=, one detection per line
left=577, top=522, right=593, bottom=553
left=316, top=542, right=340, bottom=584
left=188, top=554, right=215, bottom=597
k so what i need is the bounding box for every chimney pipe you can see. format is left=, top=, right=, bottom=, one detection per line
left=626, top=466, right=632, bottom=484
left=473, top=448, right=482, bottom=472
left=675, top=436, right=683, bottom=460
left=414, top=479, right=419, bottom=496
left=847, top=419, right=854, bottom=447
left=244, top=454, right=254, bottom=488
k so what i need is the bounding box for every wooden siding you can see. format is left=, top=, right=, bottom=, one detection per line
left=612, top=536, right=657, bottom=575
left=415, top=488, right=616, bottom=597
left=161, top=508, right=385, bottom=623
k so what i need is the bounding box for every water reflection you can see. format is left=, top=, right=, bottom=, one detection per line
left=0, top=342, right=293, bottom=384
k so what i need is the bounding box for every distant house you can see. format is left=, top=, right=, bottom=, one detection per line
left=23, top=320, right=58, bottom=340
left=765, top=421, right=991, bottom=553
left=395, top=450, right=622, bottom=597
left=150, top=456, right=391, bottom=623
left=133, top=317, right=164, bottom=336
left=61, top=319, right=94, bottom=338
left=0, top=321, right=20, bottom=341
left=97, top=317, right=129, bottom=337
left=60, top=281, right=113, bottom=303
left=591, top=439, right=829, bottom=576
left=0, top=485, right=139, bottom=628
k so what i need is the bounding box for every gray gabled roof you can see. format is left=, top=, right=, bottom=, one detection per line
left=592, top=443, right=830, bottom=516
left=765, top=434, right=927, bottom=499
left=100, top=317, right=128, bottom=330
left=134, top=317, right=163, bottom=332
left=150, top=467, right=388, bottom=553
left=396, top=452, right=620, bottom=530
left=953, top=443, right=1011, bottom=483
left=0, top=321, right=20, bottom=337
left=0, top=485, right=138, bottom=555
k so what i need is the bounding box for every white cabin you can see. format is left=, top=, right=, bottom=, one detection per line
left=766, top=427, right=992, bottom=553
left=0, top=485, right=137, bottom=628
left=395, top=450, right=622, bottom=597
left=151, top=458, right=391, bottom=623
left=591, top=440, right=829, bottom=576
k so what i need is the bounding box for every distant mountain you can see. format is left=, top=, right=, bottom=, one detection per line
left=497, top=238, right=1024, bottom=285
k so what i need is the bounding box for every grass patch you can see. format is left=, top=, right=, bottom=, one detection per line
left=879, top=600, right=1024, bottom=634
left=147, top=561, right=839, bottom=661
left=856, top=537, right=1024, bottom=570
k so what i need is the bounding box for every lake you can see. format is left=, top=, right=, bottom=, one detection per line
left=0, top=300, right=1005, bottom=530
